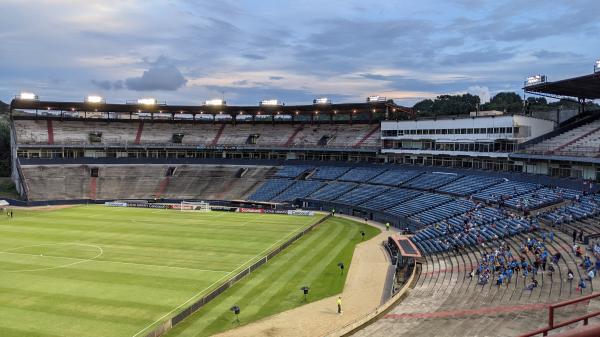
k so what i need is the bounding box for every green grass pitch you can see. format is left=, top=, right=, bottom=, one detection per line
left=165, top=216, right=379, bottom=337
left=0, top=205, right=323, bottom=337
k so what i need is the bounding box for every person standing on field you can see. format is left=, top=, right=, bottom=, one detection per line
left=337, top=296, right=342, bottom=314
left=386, top=222, right=390, bottom=231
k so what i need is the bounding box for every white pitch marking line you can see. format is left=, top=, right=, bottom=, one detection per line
left=0, top=250, right=230, bottom=274
left=130, top=222, right=311, bottom=337
left=0, top=243, right=104, bottom=273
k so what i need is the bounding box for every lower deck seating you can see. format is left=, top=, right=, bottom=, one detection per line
left=386, top=193, right=452, bottom=218
left=21, top=164, right=276, bottom=201
left=247, top=179, right=294, bottom=201
left=307, top=182, right=357, bottom=201
left=473, top=180, right=540, bottom=203
left=401, top=173, right=462, bottom=190
left=334, top=184, right=390, bottom=205
left=271, top=180, right=324, bottom=202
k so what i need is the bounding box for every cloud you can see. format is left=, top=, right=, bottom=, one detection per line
left=91, top=79, right=125, bottom=91
left=91, top=79, right=112, bottom=90
left=441, top=48, right=515, bottom=66
left=467, top=86, right=491, bottom=103
left=125, top=63, right=187, bottom=91
left=269, top=76, right=284, bottom=80
left=242, top=53, right=266, bottom=60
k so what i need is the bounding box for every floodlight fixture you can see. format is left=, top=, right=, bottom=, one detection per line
left=137, top=97, right=157, bottom=105
left=595, top=59, right=600, bottom=73
left=367, top=95, right=386, bottom=102
left=85, top=95, right=104, bottom=104
left=18, top=92, right=38, bottom=100
left=525, top=75, right=547, bottom=86
left=204, top=99, right=225, bottom=106
left=259, top=99, right=281, bottom=106
left=313, top=97, right=331, bottom=104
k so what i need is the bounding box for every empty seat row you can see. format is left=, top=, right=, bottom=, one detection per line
left=386, top=193, right=452, bottom=218
left=307, top=182, right=357, bottom=201
left=334, top=184, right=390, bottom=205
left=436, top=175, right=503, bottom=196
left=368, top=169, right=422, bottom=186
left=309, top=166, right=351, bottom=180
left=337, top=167, right=387, bottom=183
left=472, top=180, right=539, bottom=202
left=401, top=172, right=462, bottom=190
left=360, top=188, right=422, bottom=211
left=274, top=165, right=313, bottom=178
left=247, top=179, right=294, bottom=201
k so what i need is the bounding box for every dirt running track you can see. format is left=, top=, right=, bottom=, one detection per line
left=213, top=216, right=398, bottom=337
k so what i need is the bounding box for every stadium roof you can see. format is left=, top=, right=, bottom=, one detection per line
left=524, top=72, right=600, bottom=100
left=10, top=99, right=411, bottom=118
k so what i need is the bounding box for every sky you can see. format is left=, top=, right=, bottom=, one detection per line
left=0, top=0, right=599, bottom=106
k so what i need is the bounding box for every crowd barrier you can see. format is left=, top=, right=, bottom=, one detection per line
left=143, top=213, right=331, bottom=337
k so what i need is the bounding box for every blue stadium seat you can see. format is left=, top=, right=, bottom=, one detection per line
left=274, top=165, right=313, bottom=178
left=308, top=182, right=357, bottom=201
left=271, top=180, right=324, bottom=202
left=360, top=188, right=422, bottom=210
left=368, top=169, right=422, bottom=186
left=436, top=175, right=503, bottom=196
left=337, top=167, right=387, bottom=183
left=335, top=185, right=390, bottom=205
left=248, top=179, right=294, bottom=201
left=309, top=166, right=351, bottom=180
left=401, top=172, right=462, bottom=190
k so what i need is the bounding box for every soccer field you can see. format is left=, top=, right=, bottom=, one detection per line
left=0, top=205, right=321, bottom=337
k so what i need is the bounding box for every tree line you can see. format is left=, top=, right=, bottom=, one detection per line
left=412, top=92, right=599, bottom=117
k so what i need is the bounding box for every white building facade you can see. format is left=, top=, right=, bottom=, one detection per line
left=381, top=115, right=555, bottom=170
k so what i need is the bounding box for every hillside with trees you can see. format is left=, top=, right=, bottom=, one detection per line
left=412, top=92, right=599, bottom=117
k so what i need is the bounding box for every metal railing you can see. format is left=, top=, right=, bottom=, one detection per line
left=520, top=292, right=600, bottom=337
left=520, top=145, right=600, bottom=157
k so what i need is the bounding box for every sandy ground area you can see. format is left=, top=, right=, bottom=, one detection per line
left=213, top=216, right=398, bottom=337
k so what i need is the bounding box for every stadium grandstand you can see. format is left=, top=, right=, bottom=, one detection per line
left=4, top=62, right=600, bottom=337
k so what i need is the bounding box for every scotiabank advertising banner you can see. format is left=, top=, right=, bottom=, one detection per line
left=238, top=208, right=265, bottom=213
left=105, top=202, right=127, bottom=207
left=264, top=209, right=289, bottom=215
left=148, top=203, right=168, bottom=209
left=211, top=206, right=238, bottom=212
left=288, top=210, right=314, bottom=216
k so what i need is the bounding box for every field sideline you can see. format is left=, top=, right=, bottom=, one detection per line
left=0, top=205, right=321, bottom=337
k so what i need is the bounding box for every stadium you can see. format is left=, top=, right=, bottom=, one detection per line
left=1, top=60, right=600, bottom=337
